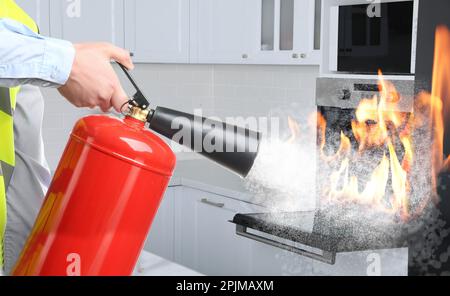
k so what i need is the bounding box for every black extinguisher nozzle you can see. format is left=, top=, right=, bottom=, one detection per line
left=147, top=107, right=261, bottom=178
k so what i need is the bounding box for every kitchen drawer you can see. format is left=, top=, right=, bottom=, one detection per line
left=144, top=187, right=176, bottom=261
left=148, top=185, right=317, bottom=275
left=174, top=187, right=264, bottom=275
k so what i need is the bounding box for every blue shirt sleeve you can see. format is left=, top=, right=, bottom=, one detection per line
left=0, top=18, right=75, bottom=87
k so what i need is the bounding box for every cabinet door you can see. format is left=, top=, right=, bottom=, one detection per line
left=144, top=187, right=176, bottom=261
left=257, top=0, right=321, bottom=65
left=289, top=0, right=315, bottom=62
left=174, top=187, right=262, bottom=275
left=124, top=0, right=190, bottom=63
left=16, top=0, right=50, bottom=36
left=292, top=0, right=321, bottom=64
left=50, top=0, right=124, bottom=46
left=193, top=0, right=260, bottom=64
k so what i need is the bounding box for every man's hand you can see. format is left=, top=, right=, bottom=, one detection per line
left=58, top=43, right=134, bottom=112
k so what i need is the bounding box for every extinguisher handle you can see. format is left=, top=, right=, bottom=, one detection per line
left=117, top=62, right=151, bottom=110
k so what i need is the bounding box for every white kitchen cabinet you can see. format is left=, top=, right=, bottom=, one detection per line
left=173, top=187, right=262, bottom=275
left=124, top=0, right=190, bottom=63
left=170, top=186, right=315, bottom=276
left=121, top=0, right=321, bottom=65
left=49, top=0, right=124, bottom=46
left=16, top=0, right=50, bottom=36
left=191, top=0, right=260, bottom=64
left=255, top=0, right=322, bottom=65
left=193, top=0, right=321, bottom=65
left=144, top=187, right=176, bottom=261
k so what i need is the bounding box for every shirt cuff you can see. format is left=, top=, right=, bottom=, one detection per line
left=40, top=37, right=75, bottom=85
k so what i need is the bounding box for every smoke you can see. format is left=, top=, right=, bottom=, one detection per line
left=245, top=105, right=317, bottom=212
left=242, top=103, right=450, bottom=275
left=246, top=138, right=317, bottom=212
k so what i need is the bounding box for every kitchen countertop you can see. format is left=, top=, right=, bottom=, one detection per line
left=134, top=251, right=202, bottom=276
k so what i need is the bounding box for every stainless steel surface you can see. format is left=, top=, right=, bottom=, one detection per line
left=201, top=198, right=225, bottom=208
left=316, top=77, right=415, bottom=111
left=236, top=225, right=336, bottom=265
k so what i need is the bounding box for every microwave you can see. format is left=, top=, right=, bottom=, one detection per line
left=322, top=0, right=419, bottom=76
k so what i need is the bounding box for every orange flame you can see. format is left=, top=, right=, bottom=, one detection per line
left=316, top=112, right=327, bottom=151
left=322, top=69, right=411, bottom=220
left=286, top=27, right=450, bottom=221
left=287, top=116, right=301, bottom=143
left=414, top=26, right=450, bottom=201
left=431, top=26, right=450, bottom=180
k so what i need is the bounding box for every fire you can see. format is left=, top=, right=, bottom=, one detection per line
left=322, top=71, right=412, bottom=220
left=414, top=26, right=450, bottom=201
left=287, top=116, right=301, bottom=144
left=430, top=26, right=450, bottom=192
left=351, top=72, right=409, bottom=152
left=299, top=26, right=450, bottom=222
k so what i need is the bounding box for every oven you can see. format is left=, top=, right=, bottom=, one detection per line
left=232, top=77, right=414, bottom=267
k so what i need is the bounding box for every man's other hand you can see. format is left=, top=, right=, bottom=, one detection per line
left=58, top=43, right=134, bottom=113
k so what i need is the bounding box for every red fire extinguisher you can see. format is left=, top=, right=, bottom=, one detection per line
left=12, top=114, right=176, bottom=276
left=12, top=64, right=260, bottom=276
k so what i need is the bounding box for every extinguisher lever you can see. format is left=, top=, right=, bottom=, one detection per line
left=117, top=62, right=150, bottom=110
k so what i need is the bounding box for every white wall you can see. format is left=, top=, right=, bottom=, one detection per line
left=41, top=64, right=319, bottom=170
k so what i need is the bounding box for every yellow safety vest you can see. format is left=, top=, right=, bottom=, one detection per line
left=0, top=0, right=38, bottom=267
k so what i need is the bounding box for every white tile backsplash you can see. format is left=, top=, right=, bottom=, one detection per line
left=41, top=64, right=319, bottom=170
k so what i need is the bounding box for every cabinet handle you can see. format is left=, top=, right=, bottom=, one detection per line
left=292, top=53, right=299, bottom=59
left=242, top=54, right=248, bottom=59
left=300, top=53, right=307, bottom=59
left=201, top=198, right=225, bottom=208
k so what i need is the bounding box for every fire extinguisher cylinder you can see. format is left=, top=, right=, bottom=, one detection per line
left=12, top=115, right=177, bottom=276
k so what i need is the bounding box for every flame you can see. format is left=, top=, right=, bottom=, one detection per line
left=430, top=26, right=450, bottom=179
left=316, top=112, right=327, bottom=151
left=351, top=73, right=408, bottom=152
left=388, top=141, right=409, bottom=219
left=400, top=134, right=414, bottom=172
left=361, top=154, right=390, bottom=205
left=285, top=27, right=450, bottom=221
left=413, top=26, right=450, bottom=199
left=321, top=27, right=450, bottom=221
left=444, top=157, right=450, bottom=172
left=320, top=70, right=412, bottom=220
left=287, top=116, right=301, bottom=143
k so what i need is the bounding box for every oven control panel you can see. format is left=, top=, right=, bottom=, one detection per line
left=316, top=78, right=414, bottom=112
